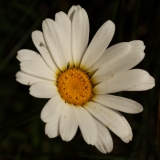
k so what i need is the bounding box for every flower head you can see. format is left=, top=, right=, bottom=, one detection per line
left=16, top=5, right=155, bottom=153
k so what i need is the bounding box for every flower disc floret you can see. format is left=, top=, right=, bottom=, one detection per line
left=57, top=68, right=92, bottom=105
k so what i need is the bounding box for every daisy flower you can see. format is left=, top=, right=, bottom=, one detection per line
left=16, top=5, right=155, bottom=153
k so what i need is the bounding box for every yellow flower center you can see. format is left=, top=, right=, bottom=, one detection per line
left=57, top=68, right=92, bottom=105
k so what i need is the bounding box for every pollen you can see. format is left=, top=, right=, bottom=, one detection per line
left=57, top=68, right=93, bottom=105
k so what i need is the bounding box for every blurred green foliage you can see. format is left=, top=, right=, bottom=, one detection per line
left=0, top=0, right=159, bottom=159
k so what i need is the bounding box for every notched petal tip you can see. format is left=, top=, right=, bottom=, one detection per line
left=127, top=75, right=155, bottom=91
left=130, top=40, right=145, bottom=51
left=68, top=5, right=83, bottom=20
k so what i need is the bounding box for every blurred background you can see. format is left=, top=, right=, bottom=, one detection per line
left=0, top=0, right=160, bottom=159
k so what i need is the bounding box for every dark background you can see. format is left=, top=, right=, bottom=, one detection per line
left=0, top=0, right=159, bottom=159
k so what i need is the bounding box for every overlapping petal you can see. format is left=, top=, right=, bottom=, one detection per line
left=45, top=119, right=59, bottom=138
left=72, top=7, right=89, bottom=67
left=55, top=12, right=73, bottom=66
left=20, top=60, right=57, bottom=80
left=127, top=76, right=155, bottom=91
left=92, top=94, right=143, bottom=113
left=74, top=106, right=98, bottom=145
left=17, top=49, right=44, bottom=63
left=32, top=31, right=59, bottom=74
left=41, top=95, right=65, bottom=123
left=93, top=69, right=150, bottom=94
left=29, top=81, right=58, bottom=98
left=42, top=19, right=67, bottom=71
left=91, top=48, right=145, bottom=83
left=16, top=71, right=52, bottom=86
left=60, top=104, right=78, bottom=141
left=84, top=101, right=132, bottom=140
left=94, top=119, right=113, bottom=153
left=87, top=42, right=131, bottom=72
left=80, top=20, right=115, bottom=70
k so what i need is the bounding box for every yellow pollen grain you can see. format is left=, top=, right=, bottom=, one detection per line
left=57, top=68, right=92, bottom=105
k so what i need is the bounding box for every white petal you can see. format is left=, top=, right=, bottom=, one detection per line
left=129, top=40, right=145, bottom=51
left=20, top=60, right=57, bottom=81
left=80, top=20, right=115, bottom=70
left=72, top=7, right=89, bottom=67
left=41, top=95, right=65, bottom=123
left=93, top=69, right=150, bottom=94
left=84, top=102, right=131, bottom=140
left=45, top=119, right=59, bottom=138
left=29, top=81, right=58, bottom=98
left=120, top=115, right=133, bottom=143
left=59, top=104, right=78, bottom=141
left=16, top=71, right=52, bottom=86
left=94, top=119, right=113, bottom=154
left=32, top=31, right=59, bottom=74
left=74, top=106, right=98, bottom=145
left=91, top=49, right=145, bottom=83
left=127, top=76, right=155, bottom=91
left=88, top=40, right=145, bottom=73
left=17, top=49, right=44, bottom=63
left=55, top=12, right=73, bottom=66
left=92, top=95, right=143, bottom=113
left=42, top=19, right=67, bottom=71
left=87, top=42, right=131, bottom=72
left=113, top=111, right=133, bottom=143
left=68, top=5, right=81, bottom=21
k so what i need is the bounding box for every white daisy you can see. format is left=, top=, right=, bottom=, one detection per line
left=16, top=5, right=155, bottom=154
